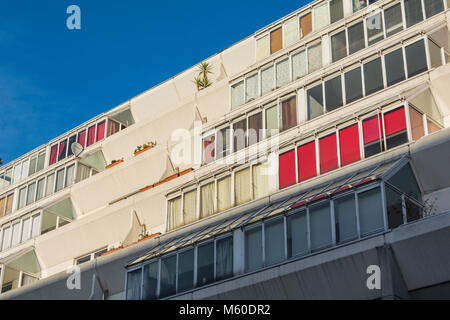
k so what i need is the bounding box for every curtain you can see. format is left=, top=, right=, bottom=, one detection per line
left=330, top=0, right=344, bottom=23
left=5, top=194, right=13, bottom=215
left=21, top=274, right=38, bottom=287
left=270, top=27, right=283, bottom=54
left=283, top=18, right=298, bottom=48
left=308, top=42, right=322, bottom=73
left=233, top=119, right=247, bottom=152
left=87, top=125, right=96, bottom=147
left=183, top=190, right=197, bottom=225
left=252, top=163, right=269, bottom=199
left=46, top=173, right=55, bottom=196
left=2, top=227, right=11, bottom=250
left=76, top=163, right=90, bottom=182
left=248, top=112, right=263, bottom=146
left=200, top=183, right=215, bottom=218
left=21, top=218, right=31, bottom=242
left=203, top=135, right=215, bottom=164
left=265, top=106, right=279, bottom=138
left=18, top=187, right=26, bottom=209
left=26, top=182, right=36, bottom=205
left=50, top=145, right=58, bottom=165
left=168, top=197, right=182, bottom=230
left=319, top=133, right=339, bottom=174
left=55, top=169, right=65, bottom=192
left=96, top=121, right=106, bottom=142
left=385, top=4, right=403, bottom=37
left=0, top=197, right=5, bottom=217
left=281, top=97, right=297, bottom=131
left=217, top=176, right=231, bottom=212
left=78, top=130, right=86, bottom=148
left=28, top=157, right=37, bottom=176
left=216, top=236, right=233, bottom=280
left=410, top=107, right=425, bottom=141
left=107, top=119, right=120, bottom=137
left=231, top=81, right=244, bottom=109
left=276, top=59, right=290, bottom=88
left=256, top=35, right=270, bottom=61
left=245, top=73, right=258, bottom=102
left=300, top=13, right=312, bottom=37
left=65, top=165, right=75, bottom=187
left=216, top=127, right=230, bottom=159
left=31, top=214, right=40, bottom=238
left=11, top=222, right=20, bottom=247
left=235, top=168, right=251, bottom=205
left=261, top=65, right=274, bottom=95
left=126, top=269, right=142, bottom=300
left=58, top=140, right=67, bottom=161
left=313, top=4, right=329, bottom=31
left=292, top=50, right=307, bottom=80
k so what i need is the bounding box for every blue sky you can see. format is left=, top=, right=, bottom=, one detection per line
left=0, top=0, right=309, bottom=165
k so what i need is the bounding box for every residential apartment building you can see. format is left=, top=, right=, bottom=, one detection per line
left=1, top=0, right=450, bottom=300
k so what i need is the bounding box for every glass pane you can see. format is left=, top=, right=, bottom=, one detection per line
left=160, top=255, right=176, bottom=298
left=216, top=127, right=230, bottom=159
left=248, top=112, right=263, bottom=146
left=235, top=168, right=251, bottom=205
left=281, top=96, right=297, bottom=132
left=385, top=4, right=403, bottom=37
left=307, top=84, right=324, bottom=120
left=424, top=0, right=444, bottom=18
left=292, top=50, right=307, bottom=80
left=406, top=40, right=428, bottom=78
left=264, top=218, right=285, bottom=266
left=309, top=203, right=332, bottom=251
left=1, top=227, right=11, bottom=250
left=410, top=107, right=425, bottom=141
left=183, top=189, right=197, bottom=225
left=26, top=182, right=36, bottom=205
left=261, top=65, right=274, bottom=95
left=245, top=226, right=262, bottom=272
left=18, top=187, right=27, bottom=209
left=404, top=0, right=424, bottom=27
left=330, top=0, right=344, bottom=23
left=283, top=18, right=299, bottom=48
left=313, top=4, right=329, bottom=31
left=253, top=162, right=269, bottom=199
left=256, top=35, right=270, bottom=61
left=65, top=165, right=75, bottom=188
left=348, top=22, right=365, bottom=54
left=366, top=13, right=384, bottom=46
left=21, top=217, right=31, bottom=242
left=55, top=169, right=65, bottom=192
left=177, top=249, right=194, bottom=293
left=197, top=242, right=214, bottom=286
left=358, top=188, right=384, bottom=236
left=386, top=185, right=404, bottom=229
left=287, top=210, right=308, bottom=257
left=217, top=176, right=231, bottom=212
left=216, top=236, right=233, bottom=281
left=200, top=182, right=214, bottom=219
left=126, top=269, right=142, bottom=300
left=308, top=42, right=322, bottom=73
left=406, top=198, right=422, bottom=222
left=233, top=119, right=247, bottom=152
left=325, top=75, right=343, bottom=111
left=353, top=0, right=367, bottom=12
left=245, top=73, right=258, bottom=102
left=364, top=58, right=384, bottom=95
left=331, top=30, right=347, bottom=62
left=36, top=178, right=45, bottom=201
left=344, top=67, right=363, bottom=104
left=58, top=140, right=67, bottom=161
left=36, top=152, right=45, bottom=172
left=28, top=157, right=37, bottom=176
left=363, top=115, right=384, bottom=157
left=31, top=214, right=40, bottom=237
left=265, top=106, right=279, bottom=138
left=388, top=163, right=422, bottom=201
left=429, top=40, right=442, bottom=68
left=67, top=135, right=77, bottom=157
left=231, top=81, right=244, bottom=109
left=385, top=48, right=406, bottom=86
left=168, top=197, right=182, bottom=230
left=335, top=195, right=358, bottom=243
left=11, top=223, right=21, bottom=247
left=276, top=59, right=290, bottom=88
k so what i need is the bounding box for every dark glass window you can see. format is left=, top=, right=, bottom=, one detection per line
left=405, top=40, right=428, bottom=78
left=404, top=0, right=424, bottom=27
left=142, top=262, right=158, bottom=300
left=363, top=58, right=384, bottom=95
left=424, top=0, right=444, bottom=18
left=325, top=75, right=343, bottom=111
left=348, top=22, right=365, bottom=54
left=197, top=242, right=214, bottom=286
left=159, top=255, right=176, bottom=298
left=334, top=195, right=358, bottom=243
left=366, top=13, right=384, bottom=46
left=344, top=67, right=363, bottom=104
left=384, top=4, right=403, bottom=37
left=330, top=0, right=344, bottom=23
left=331, top=30, right=347, bottom=62
left=307, top=84, right=323, bottom=120
left=177, top=249, right=194, bottom=293
left=287, top=210, right=308, bottom=257
left=385, top=48, right=406, bottom=86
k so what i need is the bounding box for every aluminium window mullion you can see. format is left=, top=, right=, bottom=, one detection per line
left=283, top=215, right=288, bottom=260
left=156, top=259, right=161, bottom=299
left=402, top=46, right=409, bottom=79
left=424, top=35, right=432, bottom=71
left=401, top=193, right=407, bottom=225
left=330, top=199, right=336, bottom=245
left=381, top=54, right=387, bottom=90
left=355, top=191, right=361, bottom=238
left=420, top=0, right=426, bottom=20
left=213, top=239, right=217, bottom=281
left=322, top=79, right=326, bottom=114
left=380, top=181, right=389, bottom=232
left=261, top=223, right=266, bottom=267
left=400, top=0, right=407, bottom=30
left=404, top=102, right=413, bottom=142
left=139, top=265, right=144, bottom=300
left=381, top=111, right=387, bottom=152
left=306, top=207, right=311, bottom=253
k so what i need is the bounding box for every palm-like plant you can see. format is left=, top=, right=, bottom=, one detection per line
left=194, top=62, right=213, bottom=91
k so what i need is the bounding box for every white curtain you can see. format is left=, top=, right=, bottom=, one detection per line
left=292, top=50, right=307, bottom=80
left=232, top=81, right=245, bottom=109
left=245, top=73, right=258, bottom=102
left=76, top=163, right=90, bottom=183
left=256, top=35, right=270, bottom=61
left=252, top=163, right=269, bottom=199
left=283, top=18, right=298, bottom=48
left=31, top=214, right=41, bottom=238
left=65, top=165, right=75, bottom=187
left=265, top=106, right=279, bottom=138
left=217, top=176, right=231, bottom=212
left=168, top=197, right=182, bottom=230
left=21, top=218, right=31, bottom=242
left=200, top=183, right=215, bottom=218
left=235, top=168, right=251, bottom=205
left=261, top=65, right=274, bottom=95
left=183, top=190, right=197, bottom=225
left=216, top=236, right=233, bottom=280
left=276, top=59, right=290, bottom=88
left=313, top=4, right=329, bottom=31
left=308, top=42, right=322, bottom=73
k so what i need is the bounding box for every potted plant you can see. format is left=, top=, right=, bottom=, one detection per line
left=134, top=141, right=157, bottom=156
left=106, top=159, right=124, bottom=169
left=193, top=62, right=213, bottom=91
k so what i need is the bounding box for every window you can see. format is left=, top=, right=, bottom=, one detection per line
left=292, top=50, right=307, bottom=80
left=319, top=134, right=338, bottom=174
left=330, top=0, right=344, bottom=23
left=297, top=141, right=317, bottom=182
left=404, top=0, right=424, bottom=27
left=107, top=119, right=121, bottom=137
left=344, top=67, right=363, bottom=104
left=55, top=169, right=65, bottom=192
left=217, top=176, right=231, bottom=212
left=49, top=145, right=58, bottom=166
left=384, top=107, right=408, bottom=149
left=177, top=249, right=194, bottom=293
left=424, top=0, right=444, bottom=18
left=65, top=165, right=75, bottom=187
left=18, top=187, right=27, bottom=209
left=142, top=261, right=158, bottom=300
left=261, top=65, right=275, bottom=95
left=307, top=83, right=324, bottom=120
left=358, top=188, right=384, bottom=236
left=386, top=185, right=404, bottom=229
left=409, top=107, right=425, bottom=140
left=200, top=183, right=214, bottom=218
left=405, top=40, right=428, bottom=78
left=279, top=150, right=296, bottom=189
left=28, top=156, right=38, bottom=176
left=256, top=35, right=270, bottom=61
left=245, top=73, right=258, bottom=102
left=87, top=125, right=96, bottom=147
left=203, top=135, right=215, bottom=164
left=76, top=163, right=90, bottom=182
left=331, top=30, right=347, bottom=62
left=334, top=195, right=358, bottom=243
left=168, top=197, right=182, bottom=230
left=348, top=22, right=365, bottom=54
left=233, top=119, right=247, bottom=153
left=308, top=42, right=322, bottom=73
left=389, top=163, right=422, bottom=201
left=197, top=242, right=214, bottom=286
left=26, top=182, right=36, bottom=205
left=339, top=124, right=361, bottom=167
left=235, top=168, right=251, bottom=205
left=253, top=162, right=270, bottom=199
left=216, top=236, right=233, bottom=281
left=265, top=105, right=279, bottom=138
left=96, top=121, right=106, bottom=142
left=281, top=96, right=297, bottom=132
left=313, top=4, right=329, bottom=31
left=5, top=194, right=13, bottom=216
left=384, top=4, right=403, bottom=37
left=264, top=218, right=285, bottom=265
left=428, top=39, right=443, bottom=69
left=248, top=112, right=263, bottom=146
left=385, top=48, right=406, bottom=86
left=159, top=255, right=176, bottom=298
left=309, top=203, right=332, bottom=251
left=270, top=28, right=283, bottom=54
left=283, top=18, right=299, bottom=48
left=300, top=13, right=312, bottom=38
left=216, top=127, right=231, bottom=159
left=363, top=58, right=384, bottom=95
left=31, top=214, right=40, bottom=238
left=366, top=13, right=384, bottom=46
left=245, top=226, right=262, bottom=272
left=78, top=130, right=86, bottom=148
left=11, top=222, right=20, bottom=247
left=325, top=75, right=343, bottom=111
left=287, top=210, right=308, bottom=257
left=183, top=189, right=197, bottom=225
left=126, top=269, right=142, bottom=300
left=21, top=217, right=31, bottom=242
left=353, top=0, right=367, bottom=12
left=1, top=226, right=11, bottom=251
left=58, top=140, right=67, bottom=161
left=363, top=114, right=384, bottom=157
left=231, top=81, right=244, bottom=109
left=276, top=59, right=290, bottom=88
left=0, top=197, right=5, bottom=218
left=67, top=135, right=77, bottom=157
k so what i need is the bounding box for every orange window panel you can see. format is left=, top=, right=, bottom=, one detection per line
left=0, top=197, right=5, bottom=217
left=300, top=13, right=312, bottom=37
left=5, top=194, right=13, bottom=216
left=270, top=28, right=283, bottom=54
left=409, top=107, right=424, bottom=141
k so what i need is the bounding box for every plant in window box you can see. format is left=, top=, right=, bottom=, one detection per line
left=134, top=141, right=157, bottom=156
left=193, top=62, right=213, bottom=91
left=106, top=159, right=124, bottom=169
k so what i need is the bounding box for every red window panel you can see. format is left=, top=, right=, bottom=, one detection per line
left=383, top=107, right=406, bottom=137
left=87, top=125, right=96, bottom=147
left=319, top=133, right=338, bottom=174
left=96, top=121, right=106, bottom=142
left=279, top=150, right=296, bottom=189
left=78, top=130, right=86, bottom=148
left=58, top=140, right=67, bottom=161
left=203, top=135, right=215, bottom=164
left=297, top=141, right=317, bottom=182
left=49, top=145, right=58, bottom=165
left=339, top=124, right=361, bottom=167
left=363, top=114, right=383, bottom=144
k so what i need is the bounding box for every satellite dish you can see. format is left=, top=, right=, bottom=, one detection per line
left=71, top=142, right=84, bottom=157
